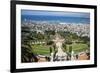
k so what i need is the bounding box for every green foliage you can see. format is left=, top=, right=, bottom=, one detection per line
left=62, top=43, right=67, bottom=52
left=69, top=46, right=72, bottom=53
left=45, top=30, right=55, bottom=35
left=49, top=47, right=53, bottom=53
left=21, top=27, right=39, bottom=62
left=21, top=44, right=38, bottom=63
left=71, top=33, right=78, bottom=40
left=36, top=32, right=45, bottom=40
left=47, top=41, right=54, bottom=45
left=65, top=40, right=72, bottom=45
left=79, top=36, right=90, bottom=43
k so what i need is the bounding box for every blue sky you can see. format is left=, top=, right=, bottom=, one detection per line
left=21, top=10, right=90, bottom=18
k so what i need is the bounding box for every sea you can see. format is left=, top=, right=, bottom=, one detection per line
left=21, top=15, right=90, bottom=24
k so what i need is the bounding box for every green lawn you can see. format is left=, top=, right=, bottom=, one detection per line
left=67, top=43, right=89, bottom=53
left=31, top=43, right=89, bottom=55
left=31, top=44, right=50, bottom=55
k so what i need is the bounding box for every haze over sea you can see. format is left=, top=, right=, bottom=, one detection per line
left=22, top=15, right=90, bottom=24
left=21, top=10, right=90, bottom=24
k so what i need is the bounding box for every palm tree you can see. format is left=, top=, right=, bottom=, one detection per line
left=21, top=44, right=38, bottom=63
left=21, top=28, right=38, bottom=62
